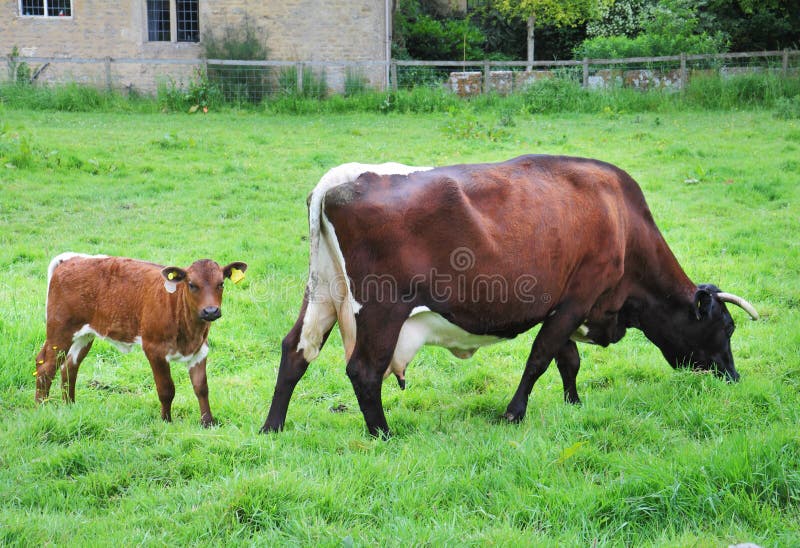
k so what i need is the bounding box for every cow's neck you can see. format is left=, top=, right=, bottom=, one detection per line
left=623, top=227, right=696, bottom=353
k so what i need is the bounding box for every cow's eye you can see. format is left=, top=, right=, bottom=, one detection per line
left=217, top=282, right=224, bottom=290
left=187, top=281, right=198, bottom=292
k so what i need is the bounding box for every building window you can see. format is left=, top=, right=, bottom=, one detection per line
left=20, top=0, right=72, bottom=17
left=176, top=0, right=199, bottom=43
left=147, top=0, right=171, bottom=41
left=147, top=0, right=200, bottom=43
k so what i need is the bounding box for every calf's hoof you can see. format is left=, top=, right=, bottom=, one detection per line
left=200, top=414, right=216, bottom=428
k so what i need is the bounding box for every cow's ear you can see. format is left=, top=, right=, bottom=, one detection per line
left=223, top=262, right=248, bottom=284
left=161, top=267, right=187, bottom=283
left=693, top=287, right=715, bottom=320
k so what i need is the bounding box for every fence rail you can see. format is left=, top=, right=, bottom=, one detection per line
left=4, top=49, right=798, bottom=99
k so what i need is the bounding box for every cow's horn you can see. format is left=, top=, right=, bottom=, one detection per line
left=716, top=292, right=759, bottom=320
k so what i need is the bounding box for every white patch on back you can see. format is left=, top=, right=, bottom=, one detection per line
left=167, top=343, right=209, bottom=370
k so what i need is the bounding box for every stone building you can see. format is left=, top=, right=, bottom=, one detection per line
left=0, top=0, right=393, bottom=92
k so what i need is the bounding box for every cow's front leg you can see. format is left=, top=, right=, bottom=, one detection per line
left=144, top=348, right=175, bottom=422
left=504, top=305, right=585, bottom=422
left=555, top=339, right=581, bottom=405
left=189, top=357, right=214, bottom=427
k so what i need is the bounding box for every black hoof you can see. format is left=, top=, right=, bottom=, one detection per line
left=502, top=411, right=525, bottom=423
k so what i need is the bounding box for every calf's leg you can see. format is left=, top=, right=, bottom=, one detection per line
left=189, top=357, right=214, bottom=427
left=63, top=340, right=94, bottom=403
left=144, top=347, right=175, bottom=422
left=35, top=335, right=72, bottom=403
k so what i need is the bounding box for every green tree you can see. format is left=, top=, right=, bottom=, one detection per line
left=702, top=0, right=799, bottom=51
left=493, top=0, right=611, bottom=64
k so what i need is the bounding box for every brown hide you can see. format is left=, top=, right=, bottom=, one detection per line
left=36, top=255, right=247, bottom=426
left=324, top=155, right=693, bottom=338
left=263, top=155, right=755, bottom=437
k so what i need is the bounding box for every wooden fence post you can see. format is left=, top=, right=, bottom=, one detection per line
left=483, top=59, right=490, bottom=94
left=680, top=52, right=687, bottom=90
left=582, top=58, right=589, bottom=88
left=391, top=61, right=398, bottom=92
left=296, top=62, right=304, bottom=95
left=104, top=57, right=112, bottom=91
left=783, top=49, right=789, bottom=77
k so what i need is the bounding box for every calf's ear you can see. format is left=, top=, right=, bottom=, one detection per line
left=161, top=267, right=188, bottom=283
left=223, top=262, right=248, bottom=283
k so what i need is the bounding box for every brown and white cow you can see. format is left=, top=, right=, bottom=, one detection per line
left=36, top=253, right=247, bottom=426
left=261, top=156, right=759, bottom=437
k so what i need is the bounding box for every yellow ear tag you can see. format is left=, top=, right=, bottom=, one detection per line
left=33, top=370, right=38, bottom=376
left=230, top=268, right=245, bottom=285
left=168, top=272, right=176, bottom=280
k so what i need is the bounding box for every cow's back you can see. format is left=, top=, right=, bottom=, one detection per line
left=47, top=255, right=166, bottom=337
left=324, top=155, right=636, bottom=318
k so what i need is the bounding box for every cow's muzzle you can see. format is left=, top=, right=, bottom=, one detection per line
left=200, top=306, right=222, bottom=322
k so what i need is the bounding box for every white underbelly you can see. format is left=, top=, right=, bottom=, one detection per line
left=385, top=307, right=502, bottom=380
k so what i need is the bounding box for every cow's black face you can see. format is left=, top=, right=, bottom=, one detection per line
left=661, top=285, right=739, bottom=381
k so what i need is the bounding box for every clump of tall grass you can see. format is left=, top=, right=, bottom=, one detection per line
left=0, top=82, right=144, bottom=112
left=683, top=71, right=800, bottom=109
left=3, top=71, right=799, bottom=116
left=774, top=95, right=800, bottom=119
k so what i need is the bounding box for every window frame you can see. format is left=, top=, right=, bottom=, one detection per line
left=19, top=0, right=73, bottom=18
left=145, top=0, right=200, bottom=44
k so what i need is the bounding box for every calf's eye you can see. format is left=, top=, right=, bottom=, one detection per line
left=188, top=281, right=198, bottom=292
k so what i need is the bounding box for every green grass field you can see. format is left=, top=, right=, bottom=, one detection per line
left=1, top=105, right=799, bottom=546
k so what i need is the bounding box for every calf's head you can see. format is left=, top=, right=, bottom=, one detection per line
left=161, top=260, right=248, bottom=322
left=661, top=284, right=758, bottom=381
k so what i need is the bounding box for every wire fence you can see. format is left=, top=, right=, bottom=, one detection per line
left=3, top=50, right=798, bottom=101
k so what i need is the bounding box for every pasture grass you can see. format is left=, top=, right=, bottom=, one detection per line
left=0, top=106, right=798, bottom=545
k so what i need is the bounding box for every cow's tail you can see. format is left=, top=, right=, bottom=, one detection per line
left=296, top=163, right=431, bottom=364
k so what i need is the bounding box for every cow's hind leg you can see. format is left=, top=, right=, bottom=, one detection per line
left=63, top=339, right=94, bottom=403
left=346, top=305, right=410, bottom=438
left=261, top=298, right=336, bottom=433
left=504, top=305, right=585, bottom=422
left=555, top=339, right=581, bottom=405
left=189, top=358, right=214, bottom=427
left=35, top=334, right=73, bottom=403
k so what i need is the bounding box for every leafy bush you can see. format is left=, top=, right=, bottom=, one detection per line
left=157, top=69, right=223, bottom=113
left=6, top=46, right=31, bottom=85
left=774, top=95, right=800, bottom=120
left=394, top=0, right=486, bottom=60
left=575, top=32, right=726, bottom=59
left=575, top=0, right=729, bottom=59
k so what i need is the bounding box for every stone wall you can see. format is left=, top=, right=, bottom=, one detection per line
left=0, top=0, right=389, bottom=92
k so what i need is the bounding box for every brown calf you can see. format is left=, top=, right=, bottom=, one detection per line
left=36, top=253, right=247, bottom=426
